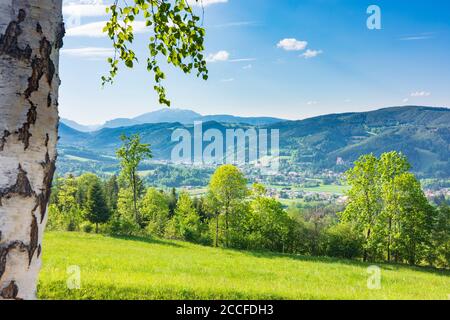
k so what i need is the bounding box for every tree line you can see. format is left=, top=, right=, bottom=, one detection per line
left=48, top=136, right=449, bottom=268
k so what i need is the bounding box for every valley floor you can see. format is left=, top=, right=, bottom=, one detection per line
left=38, top=232, right=450, bottom=300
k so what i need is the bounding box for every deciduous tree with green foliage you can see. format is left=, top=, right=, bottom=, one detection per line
left=340, top=154, right=382, bottom=261
left=112, top=188, right=140, bottom=236
left=204, top=191, right=221, bottom=247
left=103, top=0, right=208, bottom=106
left=116, top=134, right=152, bottom=226
left=341, top=152, right=437, bottom=265
left=140, top=188, right=170, bottom=236
left=429, top=205, right=450, bottom=267
left=208, top=165, right=248, bottom=247
left=378, top=151, right=410, bottom=261
left=48, top=175, right=82, bottom=232
left=249, top=193, right=290, bottom=252
left=393, top=173, right=434, bottom=265
left=170, top=192, right=201, bottom=242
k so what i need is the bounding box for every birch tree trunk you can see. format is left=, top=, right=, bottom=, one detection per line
left=0, top=0, right=63, bottom=300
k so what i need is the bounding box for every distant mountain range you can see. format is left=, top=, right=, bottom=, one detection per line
left=58, top=106, right=450, bottom=179
left=61, top=108, right=286, bottom=132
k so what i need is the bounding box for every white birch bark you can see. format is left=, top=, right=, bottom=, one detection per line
left=0, top=0, right=63, bottom=300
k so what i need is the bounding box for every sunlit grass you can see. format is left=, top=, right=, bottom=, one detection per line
left=38, top=232, right=450, bottom=300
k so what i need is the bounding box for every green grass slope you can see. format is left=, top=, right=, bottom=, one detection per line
left=38, top=232, right=450, bottom=300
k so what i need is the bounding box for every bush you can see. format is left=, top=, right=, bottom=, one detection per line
left=46, top=205, right=65, bottom=231
left=81, top=222, right=94, bottom=233
left=324, top=223, right=363, bottom=259
left=66, top=219, right=78, bottom=232
left=106, top=213, right=140, bottom=236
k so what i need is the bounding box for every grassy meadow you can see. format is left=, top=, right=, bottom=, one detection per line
left=37, top=232, right=450, bottom=300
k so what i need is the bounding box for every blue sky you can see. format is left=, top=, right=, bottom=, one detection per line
left=60, top=0, right=450, bottom=124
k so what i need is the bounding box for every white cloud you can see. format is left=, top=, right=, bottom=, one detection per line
left=277, top=38, right=308, bottom=51
left=206, top=50, right=230, bottom=62
left=400, top=36, right=433, bottom=41
left=243, top=64, right=252, bottom=70
left=66, top=21, right=149, bottom=37
left=400, top=33, right=435, bottom=41
left=411, top=91, right=431, bottom=97
left=205, top=52, right=255, bottom=64
left=66, top=21, right=107, bottom=37
left=301, top=49, right=323, bottom=59
left=229, top=58, right=256, bottom=62
left=61, top=47, right=114, bottom=59
left=403, top=98, right=409, bottom=103
left=221, top=78, right=234, bottom=82
left=188, top=0, right=228, bottom=7
left=307, top=101, right=318, bottom=105
left=63, top=3, right=108, bottom=18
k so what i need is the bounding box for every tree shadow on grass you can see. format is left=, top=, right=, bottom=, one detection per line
left=243, top=249, right=364, bottom=266
left=379, top=263, right=450, bottom=277
left=110, top=234, right=185, bottom=248
left=240, top=250, right=450, bottom=277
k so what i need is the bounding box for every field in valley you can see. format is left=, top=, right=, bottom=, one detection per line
left=37, top=232, right=449, bottom=300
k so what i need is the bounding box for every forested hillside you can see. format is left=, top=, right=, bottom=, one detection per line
left=59, top=106, right=450, bottom=178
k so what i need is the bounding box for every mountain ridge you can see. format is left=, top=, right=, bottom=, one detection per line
left=58, top=106, right=450, bottom=178
left=62, top=108, right=287, bottom=131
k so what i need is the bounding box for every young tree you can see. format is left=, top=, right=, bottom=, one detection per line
left=204, top=191, right=221, bottom=247
left=53, top=175, right=81, bottom=232
left=208, top=165, right=248, bottom=247
left=104, top=175, right=120, bottom=212
left=55, top=175, right=78, bottom=215
left=0, top=0, right=208, bottom=298
left=171, top=193, right=201, bottom=242
left=85, top=181, right=111, bottom=233
left=116, top=134, right=152, bottom=226
left=140, top=188, right=170, bottom=236
left=112, top=188, right=140, bottom=236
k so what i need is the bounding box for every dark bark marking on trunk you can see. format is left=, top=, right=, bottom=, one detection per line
left=0, top=165, right=34, bottom=206
left=37, top=245, right=42, bottom=258
left=0, top=281, right=19, bottom=299
left=36, top=23, right=42, bottom=34
left=47, top=92, right=52, bottom=107
left=28, top=215, right=38, bottom=266
left=44, top=133, right=49, bottom=147
left=16, top=102, right=37, bottom=150
left=0, top=241, right=27, bottom=280
left=37, top=153, right=56, bottom=222
left=0, top=9, right=32, bottom=61
left=0, top=130, right=11, bottom=151
left=24, top=37, right=55, bottom=99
